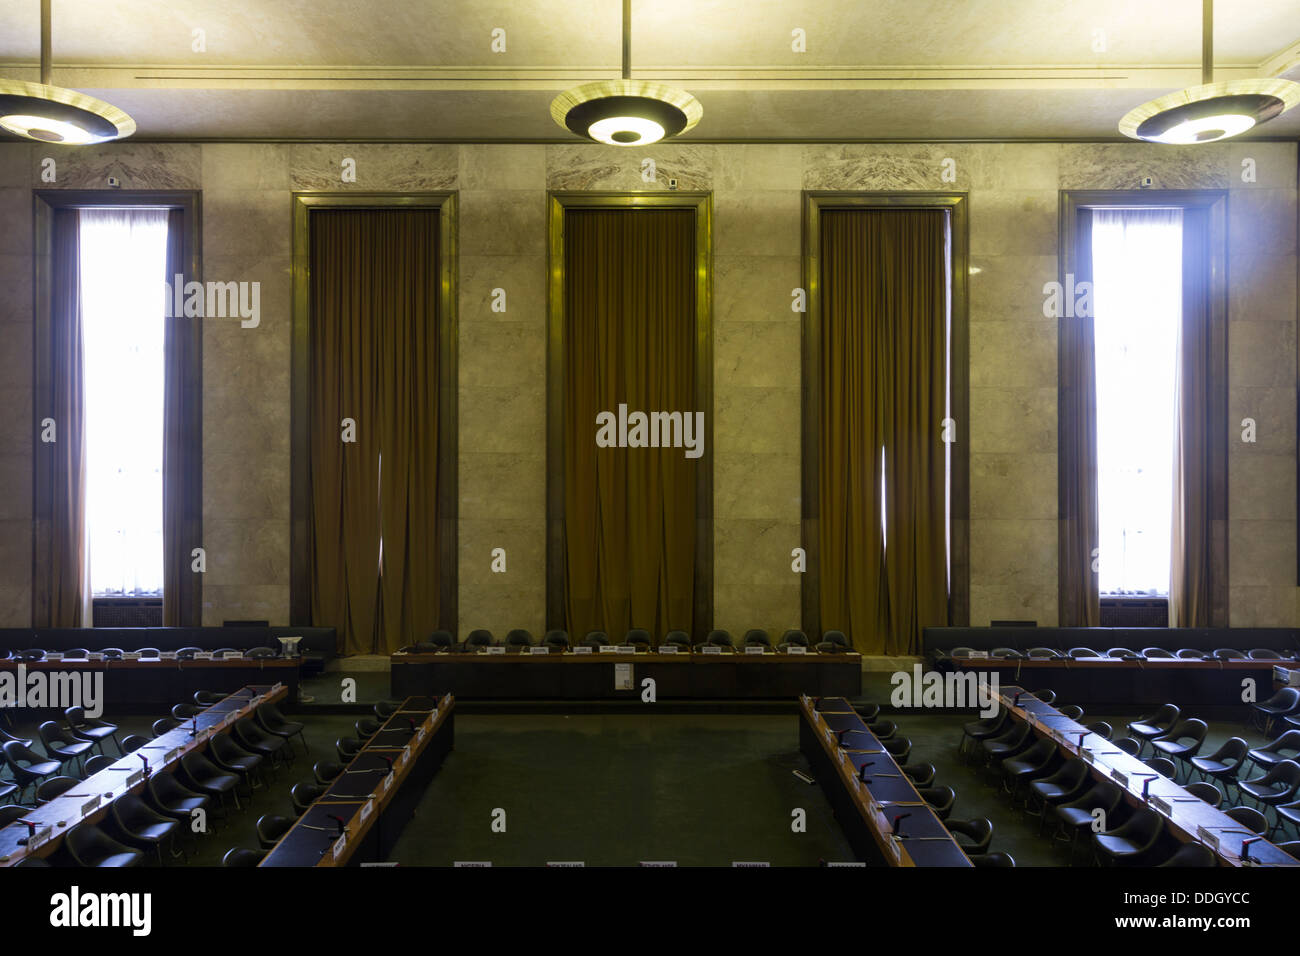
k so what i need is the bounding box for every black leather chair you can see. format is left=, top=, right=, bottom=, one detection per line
left=208, top=732, right=265, bottom=797
left=180, top=751, right=242, bottom=813
left=1213, top=648, right=1247, bottom=660
left=817, top=630, right=849, bottom=654
left=235, top=717, right=290, bottom=768
left=3, top=740, right=61, bottom=802
left=1107, top=647, right=1142, bottom=660
left=257, top=814, right=294, bottom=849
left=1054, top=779, right=1124, bottom=860
left=60, top=648, right=88, bottom=659
left=1141, top=647, right=1176, bottom=659
left=193, top=690, right=224, bottom=706
left=1031, top=689, right=1057, bottom=705
left=506, top=629, right=535, bottom=649
left=374, top=700, right=402, bottom=718
left=109, top=792, right=182, bottom=864
left=1157, top=842, right=1218, bottom=867
left=152, top=718, right=178, bottom=737
left=543, top=629, right=572, bottom=649
left=81, top=754, right=111, bottom=778
left=1148, top=757, right=1178, bottom=779
left=1093, top=807, right=1164, bottom=865
left=120, top=734, right=150, bottom=753
left=705, top=629, right=734, bottom=649
left=246, top=646, right=278, bottom=659
left=427, top=630, right=455, bottom=649
left=465, top=629, right=494, bottom=650
left=176, top=646, right=203, bottom=660
left=1238, top=759, right=1300, bottom=817
left=38, top=721, right=94, bottom=774
left=1128, top=704, right=1180, bottom=756
left=1114, top=736, right=1143, bottom=757
left=1251, top=687, right=1300, bottom=735
left=135, top=647, right=162, bottom=658
left=1085, top=721, right=1113, bottom=740
left=336, top=737, right=362, bottom=762
left=883, top=736, right=912, bottom=764
left=624, top=629, right=651, bottom=650
left=917, top=785, right=955, bottom=820
left=1000, top=738, right=1059, bottom=804
left=1058, top=705, right=1084, bottom=721
left=1184, top=781, right=1223, bottom=808
left=222, top=847, right=265, bottom=866
left=313, top=760, right=345, bottom=784
left=867, top=719, right=897, bottom=741
left=1027, top=647, right=1065, bottom=660
left=959, top=710, right=1009, bottom=760
left=65, top=822, right=143, bottom=867
left=663, top=630, right=692, bottom=648
left=947, top=817, right=993, bottom=855
left=35, top=775, right=79, bottom=804
left=355, top=718, right=382, bottom=741
left=290, top=781, right=327, bottom=815
left=172, top=703, right=203, bottom=720
left=580, top=631, right=609, bottom=647
left=979, top=721, right=1033, bottom=772
left=1249, top=648, right=1286, bottom=661
left=1247, top=730, right=1300, bottom=775
left=990, top=647, right=1025, bottom=660
left=1192, top=736, right=1249, bottom=792
left=778, top=629, right=809, bottom=650
left=256, top=702, right=307, bottom=755
left=970, top=852, right=1016, bottom=867
left=145, top=770, right=210, bottom=838
left=742, top=629, right=771, bottom=648
left=63, top=706, right=120, bottom=757
left=0, top=804, right=34, bottom=826
left=1027, top=759, right=1090, bottom=823
left=1176, top=648, right=1210, bottom=660
left=1150, top=717, right=1208, bottom=780
left=899, top=762, right=936, bottom=787
left=1224, top=805, right=1269, bottom=835
left=1068, top=647, right=1102, bottom=658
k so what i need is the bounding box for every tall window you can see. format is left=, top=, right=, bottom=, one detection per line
left=79, top=208, right=169, bottom=597
left=1091, top=208, right=1182, bottom=596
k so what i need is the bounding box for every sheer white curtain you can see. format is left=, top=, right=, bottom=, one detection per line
left=78, top=208, right=169, bottom=597
left=1091, top=207, right=1182, bottom=596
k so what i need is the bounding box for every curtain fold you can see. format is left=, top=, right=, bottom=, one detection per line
left=308, top=208, right=440, bottom=654
left=1058, top=209, right=1101, bottom=626
left=1171, top=208, right=1213, bottom=626
left=162, top=207, right=202, bottom=625
left=36, top=208, right=86, bottom=627
left=818, top=209, right=949, bottom=655
left=562, top=208, right=697, bottom=643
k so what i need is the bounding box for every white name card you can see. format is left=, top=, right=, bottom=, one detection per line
left=82, top=795, right=101, bottom=816
left=416, top=725, right=427, bottom=744
left=700, top=645, right=723, bottom=655
left=967, top=650, right=990, bottom=659
left=885, top=837, right=903, bottom=864
left=658, top=645, right=679, bottom=654
left=546, top=861, right=585, bottom=867
left=194, top=651, right=214, bottom=660
left=825, top=862, right=867, bottom=867
left=1150, top=795, right=1172, bottom=817
left=1111, top=769, right=1129, bottom=788
left=160, top=651, right=178, bottom=660
left=221, top=651, right=243, bottom=660
left=126, top=770, right=144, bottom=788
left=27, top=825, right=53, bottom=850
left=333, top=832, right=347, bottom=860
left=484, top=646, right=506, bottom=655
left=45, top=652, right=63, bottom=661
left=381, top=772, right=394, bottom=794
left=165, top=748, right=182, bottom=764
left=571, top=646, right=592, bottom=654
left=639, top=861, right=677, bottom=867
left=1197, top=826, right=1220, bottom=851
left=400, top=746, right=411, bottom=768
left=732, top=861, right=770, bottom=867
left=786, top=646, right=806, bottom=655
left=454, top=861, right=492, bottom=867
left=529, top=646, right=549, bottom=655
left=615, top=645, right=637, bottom=654
left=122, top=652, right=142, bottom=660
left=360, top=800, right=374, bottom=824
left=1081, top=748, right=1096, bottom=764
left=598, top=644, right=620, bottom=654
left=744, top=646, right=766, bottom=655
left=86, top=653, right=104, bottom=661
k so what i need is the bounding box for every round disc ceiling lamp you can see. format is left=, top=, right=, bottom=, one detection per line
left=1119, top=0, right=1299, bottom=144
left=550, top=0, right=701, bottom=146
left=0, top=0, right=135, bottom=145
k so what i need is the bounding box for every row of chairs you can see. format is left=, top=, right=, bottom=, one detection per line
left=405, top=628, right=853, bottom=654
left=943, top=646, right=1298, bottom=662
left=4, top=646, right=279, bottom=662
left=9, top=691, right=307, bottom=866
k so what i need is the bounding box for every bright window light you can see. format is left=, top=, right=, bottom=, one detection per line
left=79, top=208, right=169, bottom=597
left=1091, top=207, right=1182, bottom=596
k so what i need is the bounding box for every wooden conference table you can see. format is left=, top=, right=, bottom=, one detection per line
left=0, top=682, right=288, bottom=866
left=260, top=694, right=454, bottom=866
left=798, top=695, right=972, bottom=867
left=0, top=655, right=300, bottom=710
left=392, top=646, right=862, bottom=699
left=998, top=685, right=1300, bottom=867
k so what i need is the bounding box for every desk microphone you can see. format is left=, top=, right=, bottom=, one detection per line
left=1242, top=837, right=1262, bottom=862
left=891, top=812, right=911, bottom=838
left=858, top=761, right=875, bottom=783
left=138, top=754, right=150, bottom=777
left=16, top=821, right=35, bottom=845
left=406, top=717, right=417, bottom=733
left=189, top=716, right=198, bottom=738
left=327, top=814, right=347, bottom=835
left=1013, top=692, right=1022, bottom=706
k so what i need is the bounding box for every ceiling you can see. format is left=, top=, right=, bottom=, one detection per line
left=2, top=0, right=1299, bottom=141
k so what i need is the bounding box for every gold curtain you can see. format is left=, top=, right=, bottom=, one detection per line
left=35, top=208, right=86, bottom=627
left=308, top=208, right=440, bottom=654
left=1058, top=209, right=1100, bottom=626
left=1170, top=208, right=1213, bottom=626
left=162, top=207, right=202, bottom=626
left=562, top=208, right=697, bottom=643
left=818, top=209, right=949, bottom=655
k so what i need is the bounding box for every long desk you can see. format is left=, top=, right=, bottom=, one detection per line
left=954, top=657, right=1273, bottom=709
left=392, top=648, right=862, bottom=699
left=260, top=694, right=454, bottom=866
left=0, top=657, right=300, bottom=711
left=998, top=685, right=1299, bottom=867
left=798, top=695, right=972, bottom=867
left=0, top=682, right=288, bottom=866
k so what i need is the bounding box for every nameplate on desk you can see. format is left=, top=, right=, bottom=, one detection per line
left=82, top=795, right=101, bottom=816
left=966, top=650, right=990, bottom=659
left=333, top=832, right=348, bottom=861
left=454, top=861, right=492, bottom=867
left=165, top=747, right=182, bottom=764
left=360, top=799, right=374, bottom=824
left=546, top=861, right=585, bottom=867
left=122, top=652, right=142, bottom=660
left=126, top=770, right=144, bottom=788
left=86, top=653, right=104, bottom=661
left=27, top=825, right=53, bottom=851
left=1150, top=795, right=1172, bottom=817
left=160, top=651, right=178, bottom=660
left=1080, top=748, right=1096, bottom=764
left=639, top=860, right=677, bottom=867
left=529, top=646, right=549, bottom=655
left=221, top=651, right=243, bottom=660
left=826, top=861, right=867, bottom=867
left=416, top=724, right=427, bottom=744
left=598, top=645, right=620, bottom=654
left=700, top=645, right=723, bottom=655
left=786, top=646, right=806, bottom=655
left=615, top=645, right=637, bottom=654
left=657, top=645, right=678, bottom=654
left=45, top=652, right=63, bottom=661
left=743, top=646, right=766, bottom=655
left=1197, top=826, right=1220, bottom=852
left=884, top=836, right=903, bottom=864
left=1111, top=769, right=1129, bottom=788
left=381, top=772, right=394, bottom=794
left=483, top=646, right=506, bottom=655
left=194, top=651, right=214, bottom=660
left=272, top=682, right=284, bottom=694
left=571, top=646, right=592, bottom=654
left=400, top=745, right=411, bottom=768
left=732, top=861, right=769, bottom=867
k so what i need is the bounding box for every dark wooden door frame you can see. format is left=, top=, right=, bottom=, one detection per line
left=545, top=191, right=715, bottom=640
left=289, top=192, right=459, bottom=633
left=32, top=189, right=203, bottom=628
left=800, top=191, right=972, bottom=640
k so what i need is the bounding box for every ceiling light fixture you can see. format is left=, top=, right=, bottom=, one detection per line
left=0, top=0, right=135, bottom=145
left=1119, top=0, right=1299, bottom=144
left=551, top=0, right=701, bottom=146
